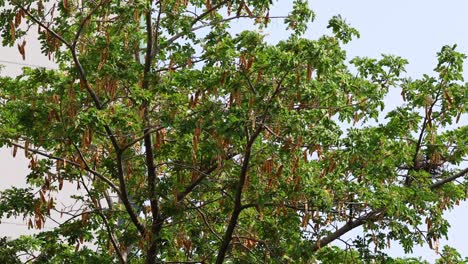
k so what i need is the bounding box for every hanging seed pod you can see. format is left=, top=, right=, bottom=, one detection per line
left=193, top=90, right=201, bottom=106
left=10, top=21, right=16, bottom=42
left=401, top=89, right=406, bottom=101
left=444, top=90, right=453, bottom=107
left=205, top=0, right=212, bottom=10
left=12, top=144, right=18, bottom=157
left=246, top=57, right=254, bottom=71
left=220, top=71, right=227, bottom=85
left=38, top=0, right=44, bottom=16
left=174, top=0, right=181, bottom=11
left=352, top=112, right=359, bottom=126
left=244, top=4, right=253, bottom=17
left=229, top=92, right=234, bottom=107
left=193, top=134, right=198, bottom=152
left=456, top=109, right=461, bottom=123
left=239, top=54, right=246, bottom=68
left=275, top=164, right=283, bottom=180
left=193, top=127, right=201, bottom=153
left=133, top=9, right=139, bottom=22
left=39, top=190, right=46, bottom=203
left=24, top=140, right=30, bottom=157
left=236, top=89, right=242, bottom=105
left=346, top=94, right=352, bottom=105
left=236, top=1, right=244, bottom=17
left=63, top=0, right=69, bottom=12
left=17, top=40, right=26, bottom=60
left=155, top=131, right=162, bottom=150
left=306, top=64, right=313, bottom=81
left=169, top=58, right=175, bottom=71
left=227, top=0, right=231, bottom=15
left=14, top=11, right=22, bottom=27
left=301, top=214, right=309, bottom=228
left=264, top=10, right=270, bottom=25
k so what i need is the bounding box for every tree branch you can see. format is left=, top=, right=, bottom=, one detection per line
left=72, top=0, right=110, bottom=48
left=430, top=167, right=468, bottom=189
left=9, top=141, right=120, bottom=196
left=141, top=3, right=163, bottom=263
left=15, top=1, right=145, bottom=238
left=116, top=152, right=146, bottom=235
left=409, top=87, right=443, bottom=186
left=215, top=127, right=262, bottom=264
left=150, top=0, right=163, bottom=58
left=239, top=64, right=257, bottom=95
left=78, top=175, right=126, bottom=264
left=311, top=166, right=468, bottom=251
left=176, top=165, right=218, bottom=203
left=121, top=126, right=164, bottom=151
left=186, top=200, right=222, bottom=242
left=151, top=12, right=287, bottom=59
left=311, top=209, right=385, bottom=252
left=15, top=4, right=71, bottom=48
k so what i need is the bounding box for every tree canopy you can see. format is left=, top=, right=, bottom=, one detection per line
left=0, top=0, right=467, bottom=263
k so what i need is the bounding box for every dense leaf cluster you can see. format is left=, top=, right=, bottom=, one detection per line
left=0, top=0, right=466, bottom=263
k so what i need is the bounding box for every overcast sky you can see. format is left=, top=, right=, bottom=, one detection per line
left=1, top=0, right=467, bottom=262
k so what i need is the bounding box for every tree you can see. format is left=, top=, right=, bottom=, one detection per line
left=0, top=0, right=467, bottom=263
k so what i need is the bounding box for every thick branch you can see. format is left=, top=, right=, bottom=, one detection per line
left=215, top=127, right=262, bottom=264
left=116, top=153, right=146, bottom=235
left=311, top=167, right=468, bottom=251
left=311, top=210, right=385, bottom=252
left=176, top=165, right=218, bottom=203
left=142, top=4, right=163, bottom=264
left=430, top=167, right=468, bottom=189
left=410, top=89, right=442, bottom=185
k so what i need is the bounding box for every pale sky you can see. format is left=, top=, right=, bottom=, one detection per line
left=1, top=0, right=467, bottom=262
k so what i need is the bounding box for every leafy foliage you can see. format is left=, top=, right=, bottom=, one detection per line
left=0, top=0, right=467, bottom=263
